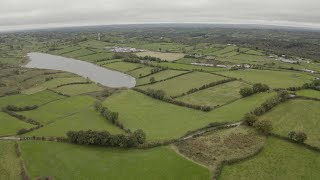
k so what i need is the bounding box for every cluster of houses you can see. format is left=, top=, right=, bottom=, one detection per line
left=303, top=69, right=317, bottom=74
left=190, top=63, right=251, bottom=69
left=109, top=47, right=145, bottom=53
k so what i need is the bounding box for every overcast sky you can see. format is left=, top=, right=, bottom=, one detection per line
left=0, top=0, right=320, bottom=31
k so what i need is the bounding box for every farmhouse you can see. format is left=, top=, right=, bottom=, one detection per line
left=110, top=47, right=145, bottom=53
left=191, top=63, right=214, bottom=67
left=303, top=69, right=316, bottom=74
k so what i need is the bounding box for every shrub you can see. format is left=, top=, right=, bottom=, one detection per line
left=252, top=83, right=270, bottom=93
left=149, top=77, right=156, bottom=83
left=240, top=87, right=254, bottom=97
left=288, top=131, right=307, bottom=143
left=253, top=120, right=273, bottom=135
left=146, top=89, right=166, bottom=100
left=133, top=129, right=146, bottom=144
left=242, top=113, right=258, bottom=126
left=17, top=128, right=29, bottom=135
left=6, top=105, right=38, bottom=112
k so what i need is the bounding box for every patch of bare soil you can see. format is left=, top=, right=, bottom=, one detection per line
left=175, top=126, right=266, bottom=174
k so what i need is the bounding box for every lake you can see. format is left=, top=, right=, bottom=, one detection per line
left=25, top=52, right=136, bottom=88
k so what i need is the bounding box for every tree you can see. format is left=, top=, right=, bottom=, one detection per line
left=150, top=77, right=156, bottom=83
left=133, top=129, right=146, bottom=144
left=243, top=113, right=258, bottom=126
left=294, top=132, right=307, bottom=143
left=253, top=120, right=272, bottom=135
left=252, top=83, right=269, bottom=93
left=288, top=131, right=307, bottom=143
left=240, top=87, right=254, bottom=97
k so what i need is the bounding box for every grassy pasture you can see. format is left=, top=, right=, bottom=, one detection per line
left=0, top=57, right=22, bottom=65
left=26, top=108, right=123, bottom=137
left=0, top=141, right=21, bottom=180
left=136, top=69, right=188, bottom=85
left=0, top=90, right=65, bottom=109
left=62, top=48, right=95, bottom=58
left=22, top=77, right=88, bottom=94
left=219, top=137, right=320, bottom=180
left=103, top=62, right=144, bottom=72
left=296, top=89, right=320, bottom=99
left=139, top=72, right=227, bottom=97
left=53, top=83, right=104, bottom=96
left=18, top=95, right=95, bottom=125
left=50, top=46, right=81, bottom=55
left=103, top=90, right=275, bottom=141
left=210, top=46, right=238, bottom=56
left=175, top=126, right=265, bottom=174
left=79, top=40, right=111, bottom=49
left=217, top=69, right=314, bottom=88
left=0, top=68, right=75, bottom=96
left=78, top=52, right=114, bottom=62
left=149, top=62, right=226, bottom=72
left=20, top=141, right=210, bottom=180
left=127, top=67, right=155, bottom=78
left=176, top=81, right=250, bottom=107
left=245, top=50, right=265, bottom=56
left=129, top=42, right=189, bottom=52
left=136, top=51, right=185, bottom=61
left=0, top=112, right=35, bottom=136
left=259, top=99, right=320, bottom=147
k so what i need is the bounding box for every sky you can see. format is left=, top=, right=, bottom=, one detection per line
left=0, top=0, right=320, bottom=31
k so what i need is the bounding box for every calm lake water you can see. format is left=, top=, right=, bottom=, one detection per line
left=25, top=52, right=136, bottom=88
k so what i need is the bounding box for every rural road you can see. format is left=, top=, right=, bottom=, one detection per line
left=0, top=136, right=20, bottom=140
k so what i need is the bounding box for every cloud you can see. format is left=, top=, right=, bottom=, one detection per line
left=0, top=0, right=319, bottom=31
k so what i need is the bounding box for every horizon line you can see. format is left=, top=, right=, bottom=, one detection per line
left=1, top=22, right=320, bottom=33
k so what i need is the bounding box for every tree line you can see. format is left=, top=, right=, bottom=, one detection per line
left=133, top=88, right=212, bottom=111
left=93, top=101, right=127, bottom=131
left=240, top=83, right=270, bottom=97
left=66, top=129, right=146, bottom=148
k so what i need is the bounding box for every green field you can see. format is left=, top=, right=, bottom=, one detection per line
left=136, top=69, right=188, bottom=85
left=219, top=137, right=320, bottom=180
left=103, top=62, right=144, bottom=72
left=0, top=90, right=65, bottom=109
left=136, top=51, right=185, bottom=61
left=217, top=69, right=314, bottom=88
left=78, top=52, right=114, bottom=62
left=176, top=81, right=250, bottom=107
left=127, top=67, right=155, bottom=78
left=209, top=46, right=238, bottom=56
left=22, top=77, right=88, bottom=94
left=149, top=62, right=226, bottom=72
left=26, top=108, right=123, bottom=137
left=79, top=40, right=111, bottom=49
left=62, top=48, right=95, bottom=58
left=222, top=54, right=271, bottom=64
left=18, top=95, right=96, bottom=125
left=296, top=89, right=320, bottom=99
left=53, top=83, right=104, bottom=96
left=129, top=42, right=189, bottom=52
left=20, top=141, right=210, bottom=180
left=0, top=141, right=21, bottom=180
left=50, top=46, right=81, bottom=55
left=139, top=72, right=227, bottom=97
left=0, top=112, right=35, bottom=136
left=259, top=99, right=320, bottom=147
left=103, top=90, right=275, bottom=141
